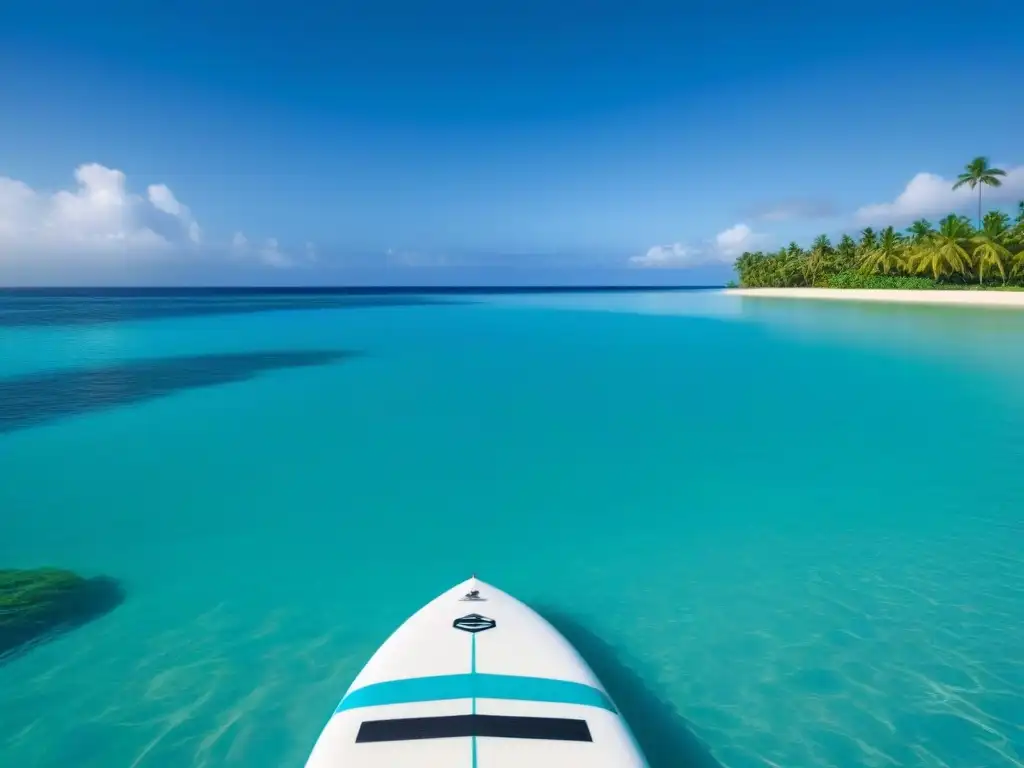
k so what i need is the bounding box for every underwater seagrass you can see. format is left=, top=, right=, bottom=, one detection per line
left=0, top=568, right=124, bottom=661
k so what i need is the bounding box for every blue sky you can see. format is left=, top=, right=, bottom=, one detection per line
left=1, top=0, right=1023, bottom=285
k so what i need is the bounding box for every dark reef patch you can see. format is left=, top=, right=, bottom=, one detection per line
left=0, top=350, right=355, bottom=434
left=0, top=568, right=125, bottom=664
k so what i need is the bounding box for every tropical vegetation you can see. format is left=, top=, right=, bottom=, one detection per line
left=734, top=157, right=1023, bottom=289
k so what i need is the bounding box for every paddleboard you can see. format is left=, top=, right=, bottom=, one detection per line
left=305, top=576, right=648, bottom=767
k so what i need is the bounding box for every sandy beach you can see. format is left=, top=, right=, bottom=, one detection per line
left=726, top=287, right=1024, bottom=309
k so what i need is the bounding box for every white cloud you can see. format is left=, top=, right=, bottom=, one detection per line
left=0, top=163, right=320, bottom=280
left=231, top=231, right=298, bottom=268
left=632, top=223, right=768, bottom=268
left=630, top=242, right=703, bottom=268
left=147, top=183, right=201, bottom=243
left=259, top=237, right=293, bottom=268
left=715, top=223, right=766, bottom=257
left=0, top=163, right=201, bottom=264
left=146, top=183, right=184, bottom=217
left=0, top=178, right=41, bottom=240
left=856, top=165, right=1024, bottom=224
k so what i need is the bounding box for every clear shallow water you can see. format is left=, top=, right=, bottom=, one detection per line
left=1, top=289, right=1022, bottom=768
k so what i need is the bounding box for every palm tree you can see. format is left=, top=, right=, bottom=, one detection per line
left=801, top=235, right=833, bottom=285
left=802, top=245, right=826, bottom=286
left=909, top=214, right=974, bottom=280
left=858, top=227, right=878, bottom=255
left=982, top=210, right=1011, bottom=235
left=952, top=156, right=1007, bottom=229
left=906, top=219, right=935, bottom=245
left=747, top=252, right=773, bottom=286
left=1011, top=259, right=1024, bottom=284
left=733, top=195, right=1024, bottom=288
left=972, top=213, right=1012, bottom=285
left=835, top=234, right=858, bottom=271
left=973, top=241, right=1011, bottom=286
left=775, top=246, right=801, bottom=287
left=1013, top=201, right=1024, bottom=247
left=860, top=226, right=906, bottom=275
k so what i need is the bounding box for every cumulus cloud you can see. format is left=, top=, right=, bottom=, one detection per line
left=715, top=223, right=766, bottom=257
left=0, top=164, right=183, bottom=259
left=632, top=223, right=768, bottom=268
left=258, top=238, right=292, bottom=268
left=0, top=163, right=319, bottom=281
left=0, top=162, right=219, bottom=280
left=147, top=183, right=201, bottom=243
left=0, top=178, right=42, bottom=240
left=856, top=165, right=1024, bottom=224
left=630, top=243, right=703, bottom=268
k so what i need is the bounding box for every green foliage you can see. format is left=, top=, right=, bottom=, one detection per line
left=908, top=214, right=974, bottom=280
left=825, top=271, right=936, bottom=290
left=0, top=568, right=123, bottom=660
left=859, top=226, right=907, bottom=276
left=859, top=227, right=878, bottom=253
left=907, top=219, right=935, bottom=244
left=733, top=158, right=1024, bottom=289
left=972, top=214, right=1013, bottom=285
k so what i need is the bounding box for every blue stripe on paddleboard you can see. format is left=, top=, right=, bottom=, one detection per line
left=335, top=673, right=617, bottom=714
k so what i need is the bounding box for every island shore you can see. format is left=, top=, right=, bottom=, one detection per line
left=725, top=288, right=1024, bottom=309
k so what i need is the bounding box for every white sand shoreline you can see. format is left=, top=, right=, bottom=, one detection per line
left=724, top=287, right=1024, bottom=309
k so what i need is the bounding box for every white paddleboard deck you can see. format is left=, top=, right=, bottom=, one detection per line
left=305, top=577, right=648, bottom=767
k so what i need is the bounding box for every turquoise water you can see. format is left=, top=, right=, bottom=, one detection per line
left=1, top=290, right=1022, bottom=767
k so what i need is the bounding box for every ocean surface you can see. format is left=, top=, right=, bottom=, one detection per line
left=1, top=288, right=1022, bottom=768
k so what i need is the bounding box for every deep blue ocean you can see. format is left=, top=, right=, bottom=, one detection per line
left=1, top=288, right=1022, bottom=768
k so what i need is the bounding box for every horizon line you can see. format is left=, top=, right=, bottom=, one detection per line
left=0, top=285, right=728, bottom=294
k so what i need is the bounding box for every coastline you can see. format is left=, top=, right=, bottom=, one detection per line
left=724, top=287, right=1024, bottom=309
